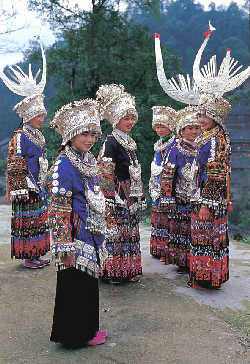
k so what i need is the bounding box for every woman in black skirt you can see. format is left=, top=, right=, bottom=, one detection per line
left=96, top=84, right=144, bottom=284
left=46, top=99, right=107, bottom=348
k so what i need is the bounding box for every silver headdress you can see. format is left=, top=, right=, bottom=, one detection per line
left=176, top=106, right=200, bottom=135
left=96, top=83, right=138, bottom=128
left=192, top=22, right=249, bottom=124
left=152, top=106, right=177, bottom=131
left=0, top=41, right=47, bottom=123
left=154, top=33, right=200, bottom=105
left=193, top=22, right=250, bottom=96
left=51, top=99, right=104, bottom=146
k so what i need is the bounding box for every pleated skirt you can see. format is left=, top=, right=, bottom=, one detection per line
left=11, top=191, right=50, bottom=259
left=189, top=208, right=229, bottom=288
left=50, top=267, right=99, bottom=348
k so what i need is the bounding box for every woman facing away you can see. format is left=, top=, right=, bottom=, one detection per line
left=96, top=84, right=145, bottom=284
left=153, top=106, right=201, bottom=273
left=149, top=106, right=177, bottom=261
left=189, top=94, right=232, bottom=289
left=46, top=99, right=107, bottom=348
left=0, top=43, right=50, bottom=268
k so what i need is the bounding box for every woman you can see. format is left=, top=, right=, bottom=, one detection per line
left=46, top=99, right=107, bottom=348
left=157, top=106, right=201, bottom=273
left=189, top=94, right=232, bottom=289
left=149, top=106, right=177, bottom=260
left=1, top=43, right=50, bottom=268
left=96, top=84, right=144, bottom=284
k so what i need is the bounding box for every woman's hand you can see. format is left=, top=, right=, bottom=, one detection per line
left=61, top=255, right=74, bottom=267
left=199, top=206, right=211, bottom=220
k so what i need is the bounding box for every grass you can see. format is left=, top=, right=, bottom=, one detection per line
left=216, top=301, right=250, bottom=339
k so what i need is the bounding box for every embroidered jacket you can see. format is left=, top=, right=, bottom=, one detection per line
left=155, top=138, right=200, bottom=206
left=7, top=127, right=47, bottom=200
left=46, top=150, right=106, bottom=277
left=197, top=126, right=231, bottom=209
left=98, top=134, right=143, bottom=202
left=98, top=132, right=145, bottom=238
left=98, top=135, right=131, bottom=192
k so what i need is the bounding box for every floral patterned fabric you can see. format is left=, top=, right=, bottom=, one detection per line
left=7, top=129, right=50, bottom=259
left=150, top=138, right=199, bottom=269
left=98, top=135, right=142, bottom=281
left=149, top=136, right=176, bottom=258
left=189, top=127, right=231, bottom=288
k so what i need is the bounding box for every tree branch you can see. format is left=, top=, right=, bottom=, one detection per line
left=0, top=26, right=25, bottom=36
left=48, top=0, right=85, bottom=19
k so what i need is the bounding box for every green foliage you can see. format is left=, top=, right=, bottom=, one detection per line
left=127, top=0, right=249, bottom=75
left=27, top=4, right=182, bottom=184
left=1, top=0, right=248, bottom=141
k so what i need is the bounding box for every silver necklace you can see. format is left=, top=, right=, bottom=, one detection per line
left=176, top=139, right=198, bottom=158
left=196, top=126, right=220, bottom=147
left=65, top=145, right=98, bottom=177
left=154, top=135, right=175, bottom=152
left=112, top=130, right=137, bottom=151
left=22, top=125, right=46, bottom=148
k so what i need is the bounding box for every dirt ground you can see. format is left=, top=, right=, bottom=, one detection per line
left=0, top=204, right=249, bottom=364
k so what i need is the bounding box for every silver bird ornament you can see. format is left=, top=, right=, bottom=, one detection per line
left=154, top=33, right=200, bottom=105
left=0, top=41, right=46, bottom=97
left=193, top=22, right=250, bottom=96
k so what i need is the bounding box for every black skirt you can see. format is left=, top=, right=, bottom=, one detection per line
left=50, top=267, right=99, bottom=348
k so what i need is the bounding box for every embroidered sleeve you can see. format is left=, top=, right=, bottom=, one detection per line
left=46, top=160, right=75, bottom=258
left=159, top=149, right=177, bottom=205
left=7, top=132, right=29, bottom=200
left=98, top=138, right=116, bottom=200
left=201, top=133, right=229, bottom=207
left=98, top=138, right=117, bottom=231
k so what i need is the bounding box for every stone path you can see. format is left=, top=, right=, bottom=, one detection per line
left=141, top=223, right=250, bottom=310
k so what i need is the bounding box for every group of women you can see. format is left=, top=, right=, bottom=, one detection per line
left=1, top=24, right=249, bottom=349
left=149, top=100, right=231, bottom=291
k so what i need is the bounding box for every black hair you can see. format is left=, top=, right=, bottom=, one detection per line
left=59, top=141, right=71, bottom=153
left=17, top=118, right=24, bottom=129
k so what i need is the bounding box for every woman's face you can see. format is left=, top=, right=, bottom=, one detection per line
left=28, top=114, right=45, bottom=129
left=198, top=114, right=216, bottom=130
left=155, top=124, right=171, bottom=138
left=181, top=124, right=201, bottom=142
left=116, top=114, right=136, bottom=133
left=71, top=132, right=97, bottom=153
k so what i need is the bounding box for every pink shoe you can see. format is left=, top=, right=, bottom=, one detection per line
left=37, top=258, right=50, bottom=266
left=99, top=330, right=107, bottom=337
left=128, top=276, right=140, bottom=283
left=23, top=260, right=45, bottom=269
left=88, top=331, right=106, bottom=346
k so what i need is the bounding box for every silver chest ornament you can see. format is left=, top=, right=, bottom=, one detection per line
left=85, top=183, right=106, bottom=235
left=149, top=160, right=163, bottom=201
left=38, top=156, right=48, bottom=183
left=178, top=159, right=200, bottom=201
left=129, top=162, right=143, bottom=198
left=85, top=184, right=106, bottom=214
